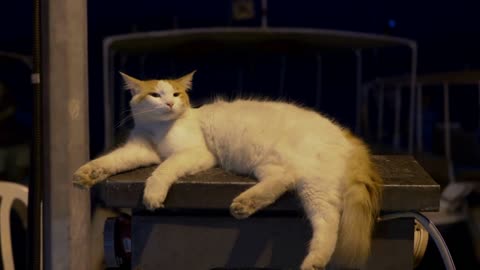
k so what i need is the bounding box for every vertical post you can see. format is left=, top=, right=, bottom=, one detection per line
left=355, top=49, right=363, bottom=134
left=43, top=0, right=91, bottom=269
left=119, top=54, right=129, bottom=127
left=261, top=0, right=268, bottom=28
left=408, top=44, right=418, bottom=154
left=443, top=83, right=455, bottom=183
left=315, top=55, right=322, bottom=109
left=117, top=55, right=130, bottom=120
left=362, top=84, right=371, bottom=139
left=478, top=81, right=480, bottom=131
left=102, top=43, right=114, bottom=150
left=377, top=84, right=385, bottom=143
left=393, top=85, right=402, bottom=151
left=30, top=0, right=43, bottom=268
left=416, top=84, right=423, bottom=153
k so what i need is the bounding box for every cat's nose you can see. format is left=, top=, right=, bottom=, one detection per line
left=166, top=102, right=173, bottom=108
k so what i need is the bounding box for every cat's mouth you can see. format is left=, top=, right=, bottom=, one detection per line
left=159, top=107, right=173, bottom=113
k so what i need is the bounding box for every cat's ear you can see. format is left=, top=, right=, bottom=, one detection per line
left=119, top=72, right=143, bottom=94
left=175, top=70, right=196, bottom=91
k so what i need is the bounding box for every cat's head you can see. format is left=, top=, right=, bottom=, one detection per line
left=120, top=71, right=195, bottom=121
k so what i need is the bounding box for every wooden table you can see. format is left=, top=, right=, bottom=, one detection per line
left=95, top=155, right=440, bottom=270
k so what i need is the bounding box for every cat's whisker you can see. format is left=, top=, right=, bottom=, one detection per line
left=130, top=106, right=162, bottom=117
left=115, top=115, right=134, bottom=129
left=119, top=109, right=134, bottom=118
left=116, top=109, right=137, bottom=129
left=115, top=106, right=163, bottom=129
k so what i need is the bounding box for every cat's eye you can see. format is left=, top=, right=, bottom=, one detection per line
left=173, top=92, right=180, bottom=97
left=149, top=93, right=160, bottom=98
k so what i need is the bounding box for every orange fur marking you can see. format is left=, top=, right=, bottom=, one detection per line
left=121, top=71, right=196, bottom=107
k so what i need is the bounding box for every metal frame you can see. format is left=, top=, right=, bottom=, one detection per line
left=368, top=45, right=418, bottom=153
left=102, top=27, right=417, bottom=151
left=416, top=84, right=423, bottom=152
left=443, top=83, right=454, bottom=183
left=394, top=85, right=402, bottom=150
left=0, top=51, right=33, bottom=70
left=409, top=47, right=418, bottom=153
left=377, top=83, right=385, bottom=142
left=373, top=70, right=480, bottom=183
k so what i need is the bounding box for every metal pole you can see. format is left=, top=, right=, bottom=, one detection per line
left=43, top=0, right=91, bottom=269
left=478, top=81, right=480, bottom=131
left=393, top=85, right=402, bottom=151
left=30, top=0, right=43, bottom=269
left=416, top=84, right=423, bottom=153
left=408, top=44, right=418, bottom=154
left=107, top=52, right=116, bottom=149
left=261, top=0, right=268, bottom=28
left=118, top=55, right=129, bottom=122
left=363, top=84, right=370, bottom=139
left=355, top=49, right=363, bottom=134
left=0, top=51, right=33, bottom=69
left=102, top=45, right=113, bottom=150
left=443, top=83, right=455, bottom=183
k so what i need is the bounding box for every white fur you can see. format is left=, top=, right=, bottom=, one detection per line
left=197, top=99, right=351, bottom=269
left=74, top=77, right=381, bottom=270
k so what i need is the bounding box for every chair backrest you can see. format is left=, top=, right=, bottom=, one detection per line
left=0, top=181, right=28, bottom=270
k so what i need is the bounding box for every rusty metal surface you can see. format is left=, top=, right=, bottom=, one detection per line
left=94, top=155, right=440, bottom=212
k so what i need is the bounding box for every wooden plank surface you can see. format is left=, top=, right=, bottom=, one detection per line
left=94, top=155, right=440, bottom=212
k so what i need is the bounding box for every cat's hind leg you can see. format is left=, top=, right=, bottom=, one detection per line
left=230, top=164, right=296, bottom=219
left=297, top=175, right=342, bottom=270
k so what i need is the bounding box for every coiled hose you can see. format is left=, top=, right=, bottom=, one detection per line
left=380, top=212, right=456, bottom=270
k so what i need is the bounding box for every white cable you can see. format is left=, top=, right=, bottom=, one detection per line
left=379, top=212, right=456, bottom=270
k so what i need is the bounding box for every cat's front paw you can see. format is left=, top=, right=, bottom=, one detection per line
left=143, top=177, right=167, bottom=210
left=300, top=253, right=326, bottom=270
left=230, top=197, right=258, bottom=219
left=73, top=163, right=110, bottom=188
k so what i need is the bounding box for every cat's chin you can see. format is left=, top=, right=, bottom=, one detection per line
left=156, top=111, right=185, bottom=121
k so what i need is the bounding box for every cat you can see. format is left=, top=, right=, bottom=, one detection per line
left=73, top=71, right=382, bottom=270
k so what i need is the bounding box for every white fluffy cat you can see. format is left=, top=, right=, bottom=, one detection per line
left=74, top=71, right=382, bottom=270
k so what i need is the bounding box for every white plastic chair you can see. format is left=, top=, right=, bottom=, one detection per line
left=0, top=181, right=28, bottom=270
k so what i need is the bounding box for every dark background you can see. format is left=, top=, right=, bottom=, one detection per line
left=1, top=0, right=480, bottom=269
left=2, top=0, right=480, bottom=156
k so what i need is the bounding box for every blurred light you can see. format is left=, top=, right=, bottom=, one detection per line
left=388, top=19, right=397, bottom=28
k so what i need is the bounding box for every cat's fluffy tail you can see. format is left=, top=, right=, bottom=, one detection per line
left=331, top=130, right=383, bottom=268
